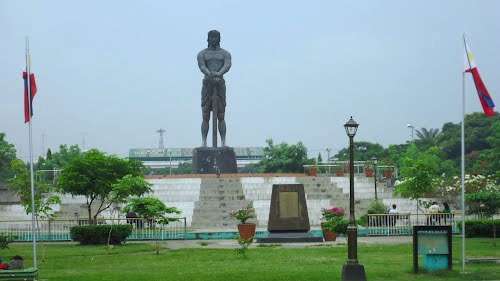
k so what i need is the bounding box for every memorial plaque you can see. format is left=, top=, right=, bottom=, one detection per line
left=267, top=184, right=310, bottom=232
left=279, top=191, right=299, bottom=218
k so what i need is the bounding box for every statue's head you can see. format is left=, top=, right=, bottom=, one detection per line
left=207, top=30, right=221, bottom=48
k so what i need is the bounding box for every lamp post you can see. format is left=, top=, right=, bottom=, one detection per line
left=341, top=116, right=367, bottom=281
left=372, top=156, right=378, bottom=201
left=407, top=124, right=415, bottom=142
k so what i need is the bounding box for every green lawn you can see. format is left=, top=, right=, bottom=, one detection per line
left=1, top=238, right=498, bottom=281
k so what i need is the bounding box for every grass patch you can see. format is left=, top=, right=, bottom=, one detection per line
left=1, top=239, right=498, bottom=281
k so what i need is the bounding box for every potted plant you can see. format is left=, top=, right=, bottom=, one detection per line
left=383, top=169, right=393, bottom=178
left=231, top=205, right=256, bottom=240
left=320, top=207, right=345, bottom=241
left=334, top=166, right=344, bottom=176
left=309, top=165, right=318, bottom=176
left=364, top=166, right=374, bottom=177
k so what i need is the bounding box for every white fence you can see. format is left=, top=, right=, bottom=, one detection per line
left=0, top=218, right=187, bottom=241
left=367, top=213, right=459, bottom=236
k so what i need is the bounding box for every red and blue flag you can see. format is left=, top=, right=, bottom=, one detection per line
left=464, top=39, right=496, bottom=117
left=22, top=72, right=37, bottom=123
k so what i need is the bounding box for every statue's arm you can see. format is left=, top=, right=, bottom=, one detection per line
left=197, top=52, right=211, bottom=76
left=216, top=51, right=232, bottom=76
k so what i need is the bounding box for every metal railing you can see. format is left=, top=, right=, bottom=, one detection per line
left=0, top=217, right=187, bottom=242
left=303, top=162, right=398, bottom=178
left=367, top=213, right=459, bottom=236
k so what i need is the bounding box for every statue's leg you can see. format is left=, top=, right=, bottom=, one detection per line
left=201, top=79, right=210, bottom=147
left=218, top=111, right=226, bottom=146
left=217, top=80, right=227, bottom=146
left=202, top=111, right=210, bottom=147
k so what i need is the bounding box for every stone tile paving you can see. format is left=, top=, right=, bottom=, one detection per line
left=164, top=236, right=411, bottom=250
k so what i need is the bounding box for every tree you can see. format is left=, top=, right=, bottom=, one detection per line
left=258, top=139, right=312, bottom=173
left=123, top=197, right=180, bottom=223
left=36, top=144, right=82, bottom=171
left=415, top=127, right=440, bottom=150
left=58, top=149, right=150, bottom=223
left=317, top=153, right=323, bottom=164
left=7, top=159, right=60, bottom=219
left=334, top=141, right=385, bottom=162
left=0, top=133, right=16, bottom=183
left=471, top=122, right=500, bottom=181
left=438, top=112, right=499, bottom=166
left=395, top=145, right=441, bottom=210
left=123, top=196, right=180, bottom=254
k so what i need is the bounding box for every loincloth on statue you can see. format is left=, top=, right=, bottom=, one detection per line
left=201, top=77, right=226, bottom=113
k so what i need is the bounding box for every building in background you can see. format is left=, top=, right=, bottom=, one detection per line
left=129, top=147, right=264, bottom=169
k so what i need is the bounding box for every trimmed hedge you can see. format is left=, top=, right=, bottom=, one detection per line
left=457, top=219, right=500, bottom=238
left=70, top=225, right=132, bottom=245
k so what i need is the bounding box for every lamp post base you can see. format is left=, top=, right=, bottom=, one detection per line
left=341, top=263, right=367, bottom=281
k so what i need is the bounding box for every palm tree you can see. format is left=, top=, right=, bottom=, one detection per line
left=415, top=128, right=440, bottom=148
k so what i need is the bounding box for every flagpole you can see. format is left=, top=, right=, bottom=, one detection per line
left=26, top=37, right=38, bottom=270
left=461, top=69, right=466, bottom=273
left=461, top=33, right=472, bottom=273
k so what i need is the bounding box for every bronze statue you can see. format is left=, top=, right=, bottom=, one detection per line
left=197, top=30, right=232, bottom=147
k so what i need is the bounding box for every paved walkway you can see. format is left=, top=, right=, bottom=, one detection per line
left=163, top=236, right=412, bottom=250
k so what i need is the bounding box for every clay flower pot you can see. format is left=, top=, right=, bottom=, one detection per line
left=365, top=168, right=374, bottom=177
left=383, top=170, right=393, bottom=178
left=321, top=224, right=337, bottom=241
left=237, top=223, right=256, bottom=240
left=309, top=166, right=318, bottom=176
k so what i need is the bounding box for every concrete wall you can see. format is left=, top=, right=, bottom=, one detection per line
left=0, top=175, right=414, bottom=230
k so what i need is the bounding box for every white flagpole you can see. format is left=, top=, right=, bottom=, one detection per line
left=26, top=37, right=38, bottom=269
left=461, top=33, right=472, bottom=273
left=461, top=69, right=466, bottom=272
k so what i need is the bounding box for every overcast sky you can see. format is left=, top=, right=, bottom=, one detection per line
left=1, top=1, right=499, bottom=160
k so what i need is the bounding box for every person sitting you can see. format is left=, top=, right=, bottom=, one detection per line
left=427, top=202, right=441, bottom=225
left=388, top=204, right=398, bottom=226
left=8, top=256, right=23, bottom=270
left=441, top=202, right=452, bottom=224
left=0, top=257, right=9, bottom=270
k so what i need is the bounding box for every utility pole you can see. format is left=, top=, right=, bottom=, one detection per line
left=82, top=133, right=87, bottom=151
left=157, top=129, right=166, bottom=149
left=326, top=148, right=332, bottom=175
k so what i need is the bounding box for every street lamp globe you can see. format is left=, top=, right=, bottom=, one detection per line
left=344, top=116, right=359, bottom=137
left=371, top=156, right=378, bottom=164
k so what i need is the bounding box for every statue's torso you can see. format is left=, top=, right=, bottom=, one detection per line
left=200, top=48, right=228, bottom=74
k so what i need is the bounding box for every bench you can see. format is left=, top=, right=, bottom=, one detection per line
left=0, top=268, right=38, bottom=281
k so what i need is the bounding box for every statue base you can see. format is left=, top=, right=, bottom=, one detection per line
left=192, top=146, right=237, bottom=174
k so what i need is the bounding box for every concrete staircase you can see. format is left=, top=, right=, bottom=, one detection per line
left=191, top=178, right=252, bottom=229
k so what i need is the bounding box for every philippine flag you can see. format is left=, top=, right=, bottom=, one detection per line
left=464, top=37, right=496, bottom=117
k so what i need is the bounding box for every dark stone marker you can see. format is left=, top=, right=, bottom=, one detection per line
left=257, top=184, right=322, bottom=243
left=192, top=146, right=237, bottom=174
left=268, top=184, right=310, bottom=232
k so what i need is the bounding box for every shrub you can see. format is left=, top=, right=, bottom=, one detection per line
left=0, top=233, right=15, bottom=249
left=70, top=225, right=132, bottom=245
left=367, top=200, right=387, bottom=214
left=333, top=219, right=349, bottom=234
left=359, top=200, right=387, bottom=226
left=457, top=219, right=500, bottom=237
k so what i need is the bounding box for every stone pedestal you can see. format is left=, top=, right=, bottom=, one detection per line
left=257, top=184, right=320, bottom=243
left=192, top=146, right=237, bottom=174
